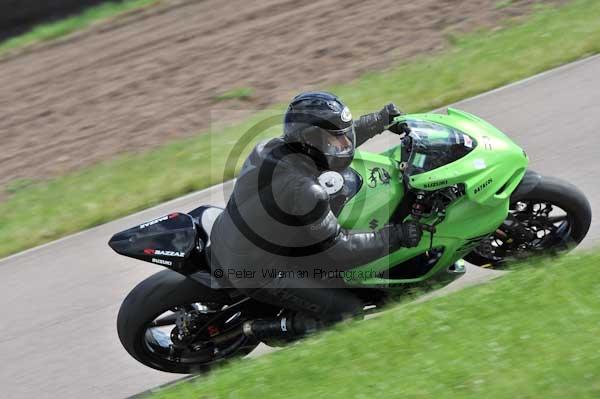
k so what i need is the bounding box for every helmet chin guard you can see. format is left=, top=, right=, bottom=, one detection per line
left=308, top=149, right=352, bottom=172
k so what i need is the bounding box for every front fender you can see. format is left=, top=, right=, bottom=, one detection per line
left=511, top=169, right=542, bottom=200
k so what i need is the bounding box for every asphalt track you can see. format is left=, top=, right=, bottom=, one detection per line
left=1, top=55, right=599, bottom=398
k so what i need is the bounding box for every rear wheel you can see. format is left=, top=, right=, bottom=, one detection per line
left=117, top=270, right=261, bottom=374
left=466, top=175, right=591, bottom=267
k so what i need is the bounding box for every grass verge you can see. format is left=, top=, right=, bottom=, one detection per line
left=2, top=0, right=600, bottom=258
left=148, top=252, right=600, bottom=399
left=214, top=87, right=255, bottom=102
left=0, top=0, right=160, bottom=55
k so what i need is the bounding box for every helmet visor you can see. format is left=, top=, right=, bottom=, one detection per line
left=302, top=126, right=355, bottom=157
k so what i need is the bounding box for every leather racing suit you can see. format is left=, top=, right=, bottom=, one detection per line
left=210, top=111, right=404, bottom=325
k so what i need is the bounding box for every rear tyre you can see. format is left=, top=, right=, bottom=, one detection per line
left=117, top=270, right=259, bottom=374
left=466, top=175, right=591, bottom=267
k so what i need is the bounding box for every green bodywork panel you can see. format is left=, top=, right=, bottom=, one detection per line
left=337, top=151, right=404, bottom=230
left=338, top=108, right=528, bottom=287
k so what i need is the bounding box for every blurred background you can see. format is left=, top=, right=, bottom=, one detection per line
left=0, top=0, right=584, bottom=257
left=1, top=0, right=116, bottom=39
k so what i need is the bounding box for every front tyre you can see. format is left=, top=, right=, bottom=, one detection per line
left=117, top=270, right=259, bottom=374
left=466, top=175, right=592, bottom=267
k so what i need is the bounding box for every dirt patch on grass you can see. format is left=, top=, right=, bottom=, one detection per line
left=0, top=0, right=561, bottom=194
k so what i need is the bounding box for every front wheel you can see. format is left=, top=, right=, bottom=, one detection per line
left=117, top=270, right=260, bottom=374
left=466, top=175, right=591, bottom=267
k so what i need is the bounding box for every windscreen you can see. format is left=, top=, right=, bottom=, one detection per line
left=404, top=120, right=476, bottom=177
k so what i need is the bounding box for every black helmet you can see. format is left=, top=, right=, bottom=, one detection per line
left=283, top=91, right=355, bottom=171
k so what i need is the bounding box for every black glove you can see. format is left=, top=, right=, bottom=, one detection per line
left=388, top=121, right=410, bottom=136
left=378, top=103, right=403, bottom=125
left=380, top=221, right=423, bottom=249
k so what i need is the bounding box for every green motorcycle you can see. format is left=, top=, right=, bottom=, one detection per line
left=110, top=108, right=591, bottom=373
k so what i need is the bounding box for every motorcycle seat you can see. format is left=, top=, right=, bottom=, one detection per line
left=200, top=206, right=223, bottom=246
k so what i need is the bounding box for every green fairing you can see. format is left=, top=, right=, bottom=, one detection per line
left=338, top=108, right=528, bottom=287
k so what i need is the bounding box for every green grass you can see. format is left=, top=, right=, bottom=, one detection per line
left=215, top=87, right=255, bottom=101
left=4, top=179, right=37, bottom=195
left=0, top=0, right=160, bottom=55
left=495, top=0, right=514, bottom=10
left=2, top=0, right=600, bottom=258
left=148, top=252, right=600, bottom=399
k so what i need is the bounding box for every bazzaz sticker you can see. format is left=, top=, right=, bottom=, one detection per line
left=144, top=249, right=185, bottom=257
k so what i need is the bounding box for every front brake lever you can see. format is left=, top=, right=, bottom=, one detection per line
left=388, top=121, right=410, bottom=136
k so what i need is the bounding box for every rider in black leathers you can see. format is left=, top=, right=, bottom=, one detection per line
left=210, top=91, right=422, bottom=340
